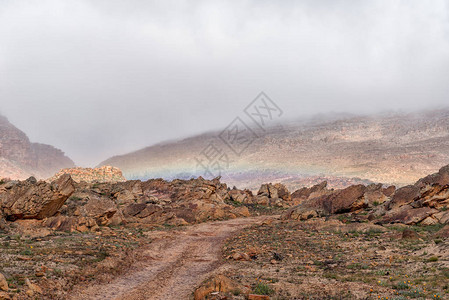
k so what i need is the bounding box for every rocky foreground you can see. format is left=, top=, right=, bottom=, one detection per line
left=0, top=165, right=448, bottom=299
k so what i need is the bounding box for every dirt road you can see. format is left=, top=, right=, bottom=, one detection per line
left=71, top=216, right=271, bottom=300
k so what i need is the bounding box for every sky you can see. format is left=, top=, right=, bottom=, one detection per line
left=0, top=0, right=448, bottom=166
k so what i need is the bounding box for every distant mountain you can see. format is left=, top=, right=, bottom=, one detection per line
left=99, top=109, right=449, bottom=191
left=0, top=115, right=75, bottom=179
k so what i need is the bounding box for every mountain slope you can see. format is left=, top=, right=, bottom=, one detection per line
left=99, top=109, right=449, bottom=190
left=0, top=115, right=75, bottom=179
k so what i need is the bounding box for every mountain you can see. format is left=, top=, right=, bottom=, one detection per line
left=99, top=109, right=449, bottom=191
left=0, top=115, right=75, bottom=179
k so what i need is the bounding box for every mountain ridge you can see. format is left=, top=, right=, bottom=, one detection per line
left=99, top=108, right=449, bottom=191
left=0, top=115, right=75, bottom=179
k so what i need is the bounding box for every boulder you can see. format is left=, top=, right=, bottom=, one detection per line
left=291, top=181, right=329, bottom=204
left=194, top=275, right=246, bottom=300
left=257, top=183, right=291, bottom=201
left=282, top=184, right=367, bottom=220
left=386, top=185, right=420, bottom=210
left=0, top=174, right=75, bottom=220
left=321, top=184, right=367, bottom=214
left=364, top=184, right=390, bottom=205
left=380, top=206, right=438, bottom=225
left=416, top=165, right=449, bottom=187
left=433, top=211, right=449, bottom=224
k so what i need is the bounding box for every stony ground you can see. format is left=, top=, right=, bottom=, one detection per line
left=219, top=218, right=449, bottom=300
left=0, top=222, right=165, bottom=299
left=1, top=215, right=449, bottom=299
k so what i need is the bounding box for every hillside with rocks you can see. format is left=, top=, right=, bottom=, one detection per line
left=1, top=164, right=449, bottom=298
left=0, top=115, right=75, bottom=180
left=99, top=109, right=449, bottom=191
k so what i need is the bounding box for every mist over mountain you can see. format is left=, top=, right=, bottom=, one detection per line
left=0, top=115, right=75, bottom=179
left=99, top=108, right=449, bottom=191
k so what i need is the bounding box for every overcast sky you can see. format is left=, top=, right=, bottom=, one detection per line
left=1, top=0, right=448, bottom=166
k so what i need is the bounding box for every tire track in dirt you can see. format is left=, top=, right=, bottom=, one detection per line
left=71, top=216, right=271, bottom=300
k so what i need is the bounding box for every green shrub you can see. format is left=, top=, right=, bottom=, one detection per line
left=254, top=282, right=274, bottom=295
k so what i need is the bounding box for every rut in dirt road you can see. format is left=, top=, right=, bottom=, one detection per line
left=70, top=216, right=271, bottom=300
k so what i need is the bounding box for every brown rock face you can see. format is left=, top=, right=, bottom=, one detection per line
left=48, top=166, right=126, bottom=183
left=0, top=115, right=75, bottom=179
left=386, top=185, right=420, bottom=210
left=0, top=174, right=75, bottom=220
left=381, top=206, right=438, bottom=225
left=257, top=183, right=291, bottom=201
left=291, top=181, right=330, bottom=204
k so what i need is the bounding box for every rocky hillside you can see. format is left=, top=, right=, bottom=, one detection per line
left=0, top=115, right=75, bottom=180
left=1, top=165, right=449, bottom=298
left=99, top=109, right=449, bottom=190
left=48, top=166, right=126, bottom=183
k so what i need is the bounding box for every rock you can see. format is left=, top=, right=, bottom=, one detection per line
left=402, top=229, right=419, bottom=240
left=230, top=189, right=253, bottom=203
left=232, top=252, right=250, bottom=261
left=248, top=294, right=270, bottom=300
left=257, top=183, right=291, bottom=201
left=383, top=185, right=396, bottom=197
left=231, top=206, right=251, bottom=217
left=194, top=275, right=241, bottom=300
left=48, top=166, right=126, bottom=183
left=433, top=211, right=449, bottom=224
left=0, top=291, right=10, bottom=300
left=0, top=273, right=8, bottom=291
left=287, top=184, right=367, bottom=216
left=291, top=181, right=330, bottom=204
left=416, top=165, right=449, bottom=187
left=386, top=185, right=420, bottom=210
left=381, top=206, right=438, bottom=225
left=420, top=216, right=438, bottom=225
left=25, top=278, right=42, bottom=295
left=123, top=203, right=147, bottom=217
left=282, top=207, right=318, bottom=221
left=274, top=183, right=291, bottom=201
left=364, top=184, right=390, bottom=205
left=0, top=174, right=75, bottom=220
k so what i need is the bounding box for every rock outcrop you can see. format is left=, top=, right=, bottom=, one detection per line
left=48, top=166, right=126, bottom=183
left=0, top=175, right=75, bottom=220
left=0, top=115, right=75, bottom=179
left=2, top=175, right=250, bottom=233
left=283, top=164, right=449, bottom=226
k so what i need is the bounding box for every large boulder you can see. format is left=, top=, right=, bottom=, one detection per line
left=386, top=185, right=420, bottom=210
left=380, top=205, right=438, bottom=225
left=257, top=183, right=291, bottom=201
left=282, top=184, right=367, bottom=220
left=291, top=181, right=330, bottom=204
left=0, top=174, right=75, bottom=220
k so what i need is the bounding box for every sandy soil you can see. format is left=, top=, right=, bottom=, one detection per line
left=70, top=216, right=271, bottom=300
